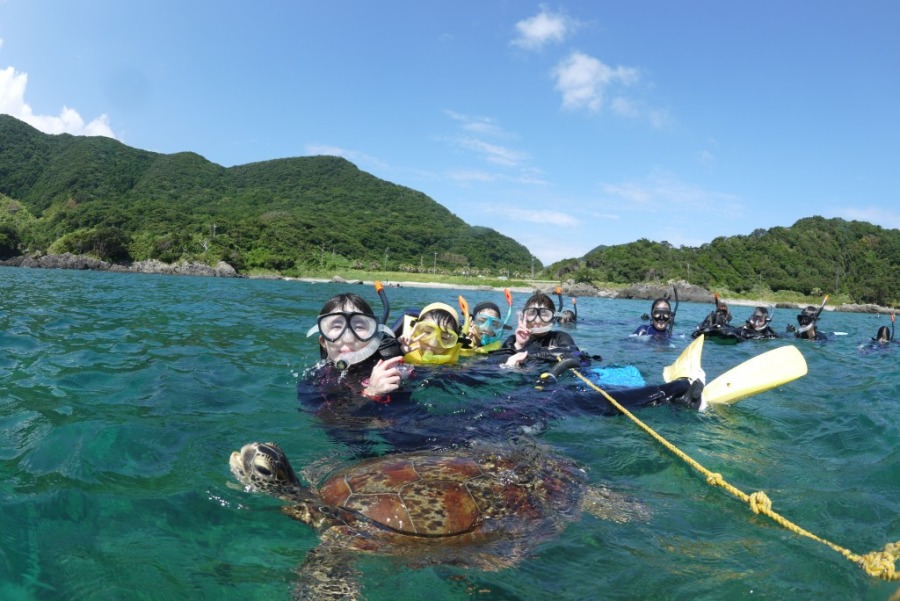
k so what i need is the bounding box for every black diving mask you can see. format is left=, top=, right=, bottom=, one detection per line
left=313, top=312, right=380, bottom=342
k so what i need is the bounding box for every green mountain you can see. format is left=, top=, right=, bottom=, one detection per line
left=0, top=115, right=535, bottom=275
left=550, top=216, right=900, bottom=306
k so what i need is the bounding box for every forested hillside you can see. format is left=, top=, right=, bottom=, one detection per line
left=550, top=216, right=900, bottom=305
left=0, top=115, right=534, bottom=275
left=2, top=115, right=898, bottom=305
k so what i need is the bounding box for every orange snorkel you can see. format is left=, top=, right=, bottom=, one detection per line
left=374, top=280, right=390, bottom=325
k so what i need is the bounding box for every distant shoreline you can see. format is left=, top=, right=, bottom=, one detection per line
left=287, top=276, right=895, bottom=316
left=2, top=254, right=894, bottom=315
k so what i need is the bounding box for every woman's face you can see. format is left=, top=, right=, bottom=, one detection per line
left=650, top=302, right=672, bottom=331
left=408, top=319, right=458, bottom=356
left=318, top=302, right=378, bottom=361
left=523, top=303, right=554, bottom=331
left=472, top=308, right=502, bottom=344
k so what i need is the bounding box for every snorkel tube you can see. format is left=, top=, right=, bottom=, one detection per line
left=669, top=286, right=679, bottom=335
left=457, top=295, right=472, bottom=347
left=893, top=313, right=896, bottom=341
left=502, top=288, right=513, bottom=330
left=374, top=280, right=390, bottom=325
left=816, top=295, right=829, bottom=319
left=556, top=286, right=564, bottom=317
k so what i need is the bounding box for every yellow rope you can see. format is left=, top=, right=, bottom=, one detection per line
left=570, top=368, right=900, bottom=581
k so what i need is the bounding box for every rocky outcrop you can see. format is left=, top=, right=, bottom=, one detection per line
left=1, top=253, right=238, bottom=278
left=550, top=279, right=713, bottom=303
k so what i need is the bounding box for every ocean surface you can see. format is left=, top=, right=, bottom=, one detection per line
left=1, top=266, right=898, bottom=601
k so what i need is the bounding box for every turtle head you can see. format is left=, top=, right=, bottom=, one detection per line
left=230, top=442, right=304, bottom=497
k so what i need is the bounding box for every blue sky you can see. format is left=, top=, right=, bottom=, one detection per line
left=2, top=1, right=899, bottom=264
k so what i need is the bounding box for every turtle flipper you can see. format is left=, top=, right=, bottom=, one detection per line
left=294, top=545, right=361, bottom=601
left=580, top=485, right=652, bottom=524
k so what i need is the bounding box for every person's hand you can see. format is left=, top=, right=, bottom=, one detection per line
left=513, top=311, right=530, bottom=350
left=398, top=334, right=412, bottom=354
left=365, top=356, right=403, bottom=397
left=504, top=351, right=528, bottom=368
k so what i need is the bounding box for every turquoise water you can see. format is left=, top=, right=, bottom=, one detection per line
left=1, top=267, right=898, bottom=600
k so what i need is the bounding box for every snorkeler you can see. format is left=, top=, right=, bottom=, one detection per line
left=466, top=295, right=513, bottom=353
left=399, top=302, right=466, bottom=365
left=872, top=314, right=895, bottom=344
left=496, top=292, right=584, bottom=368
left=789, top=305, right=828, bottom=341
left=298, top=288, right=434, bottom=455
left=302, top=291, right=407, bottom=402
left=736, top=307, right=779, bottom=340
left=633, top=297, right=674, bottom=339
left=555, top=287, right=577, bottom=324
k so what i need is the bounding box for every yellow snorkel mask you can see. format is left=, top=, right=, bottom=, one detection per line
left=402, top=302, right=463, bottom=365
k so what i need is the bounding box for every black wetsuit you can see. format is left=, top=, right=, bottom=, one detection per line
left=297, top=355, right=430, bottom=455
left=736, top=324, right=780, bottom=340
left=794, top=329, right=828, bottom=341
left=632, top=324, right=671, bottom=339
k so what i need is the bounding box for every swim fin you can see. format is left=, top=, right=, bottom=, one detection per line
left=663, top=336, right=808, bottom=406
left=663, top=335, right=707, bottom=384
left=702, top=345, right=808, bottom=405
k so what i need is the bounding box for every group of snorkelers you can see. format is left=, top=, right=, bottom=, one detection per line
left=299, top=285, right=705, bottom=455
left=634, top=292, right=895, bottom=345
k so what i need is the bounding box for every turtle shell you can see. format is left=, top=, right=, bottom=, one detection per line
left=317, top=454, right=546, bottom=537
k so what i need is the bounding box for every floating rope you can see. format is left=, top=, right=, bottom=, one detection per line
left=570, top=367, right=900, bottom=581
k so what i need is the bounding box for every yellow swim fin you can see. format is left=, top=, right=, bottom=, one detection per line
left=703, top=345, right=808, bottom=405
left=663, top=335, right=707, bottom=384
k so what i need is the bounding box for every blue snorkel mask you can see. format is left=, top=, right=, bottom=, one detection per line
left=471, top=289, right=513, bottom=346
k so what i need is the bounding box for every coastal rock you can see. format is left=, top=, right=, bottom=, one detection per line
left=21, top=252, right=111, bottom=271
left=616, top=280, right=713, bottom=303
left=836, top=303, right=894, bottom=314
left=4, top=253, right=238, bottom=278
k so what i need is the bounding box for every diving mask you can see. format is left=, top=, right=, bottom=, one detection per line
left=473, top=312, right=505, bottom=343
left=524, top=307, right=554, bottom=322
left=524, top=306, right=554, bottom=334
left=307, top=312, right=379, bottom=342
left=651, top=310, right=672, bottom=323
left=410, top=320, right=459, bottom=350
left=749, top=314, right=768, bottom=330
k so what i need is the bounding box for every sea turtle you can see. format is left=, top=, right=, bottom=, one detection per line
left=229, top=440, right=649, bottom=600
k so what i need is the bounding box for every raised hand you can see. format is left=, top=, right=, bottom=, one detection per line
left=513, top=310, right=531, bottom=350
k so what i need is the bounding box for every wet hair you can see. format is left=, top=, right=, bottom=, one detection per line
left=749, top=307, right=769, bottom=321
left=319, top=293, right=375, bottom=317
left=472, top=301, right=501, bottom=317
left=798, top=305, right=819, bottom=322
left=651, top=298, right=672, bottom=313
left=524, top=291, right=556, bottom=313
left=416, top=308, right=460, bottom=333
left=875, top=326, right=891, bottom=342
left=557, top=310, right=576, bottom=323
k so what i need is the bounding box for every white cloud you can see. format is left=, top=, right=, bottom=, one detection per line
left=599, top=172, right=742, bottom=217
left=511, top=8, right=577, bottom=51
left=441, top=110, right=546, bottom=184
left=698, top=149, right=715, bottom=167
left=0, top=65, right=115, bottom=138
left=503, top=207, right=578, bottom=227
left=553, top=51, right=638, bottom=112
left=455, top=136, right=526, bottom=168
left=444, top=110, right=507, bottom=137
